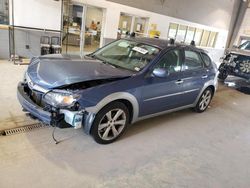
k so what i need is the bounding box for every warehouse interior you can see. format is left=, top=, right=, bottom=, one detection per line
left=0, top=0, right=250, bottom=187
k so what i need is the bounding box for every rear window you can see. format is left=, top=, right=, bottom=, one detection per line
left=201, top=53, right=212, bottom=67
left=183, top=50, right=203, bottom=70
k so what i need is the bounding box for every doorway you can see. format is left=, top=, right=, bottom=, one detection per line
left=118, top=13, right=149, bottom=38
left=62, top=1, right=104, bottom=56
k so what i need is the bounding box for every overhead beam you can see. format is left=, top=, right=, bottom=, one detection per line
left=226, top=0, right=249, bottom=48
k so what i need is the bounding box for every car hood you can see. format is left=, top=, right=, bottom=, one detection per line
left=27, top=55, right=133, bottom=89
left=230, top=47, right=250, bottom=57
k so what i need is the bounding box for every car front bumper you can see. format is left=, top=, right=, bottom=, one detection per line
left=17, top=82, right=96, bottom=133
left=17, top=82, right=52, bottom=124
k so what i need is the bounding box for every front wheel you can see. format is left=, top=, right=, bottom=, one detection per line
left=218, top=63, right=228, bottom=80
left=194, top=88, right=213, bottom=113
left=91, top=102, right=129, bottom=144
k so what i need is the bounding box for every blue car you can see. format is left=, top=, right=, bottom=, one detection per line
left=17, top=38, right=218, bottom=144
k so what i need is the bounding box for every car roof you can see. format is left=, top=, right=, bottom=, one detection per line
left=125, top=37, right=206, bottom=53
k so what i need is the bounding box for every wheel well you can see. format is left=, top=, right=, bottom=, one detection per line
left=115, top=99, right=134, bottom=124
left=94, top=99, right=134, bottom=124
left=207, top=85, right=215, bottom=97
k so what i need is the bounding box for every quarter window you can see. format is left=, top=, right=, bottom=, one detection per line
left=154, top=50, right=182, bottom=73
left=201, top=53, right=212, bottom=67
left=183, top=50, right=203, bottom=70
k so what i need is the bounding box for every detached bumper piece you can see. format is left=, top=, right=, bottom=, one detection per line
left=17, top=82, right=83, bottom=129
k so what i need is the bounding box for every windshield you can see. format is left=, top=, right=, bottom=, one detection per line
left=238, top=41, right=250, bottom=50
left=92, top=39, right=160, bottom=72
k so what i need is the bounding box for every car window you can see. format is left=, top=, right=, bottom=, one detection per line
left=201, top=53, right=212, bottom=67
left=93, top=40, right=160, bottom=72
left=183, top=50, right=203, bottom=70
left=154, top=50, right=182, bottom=73
left=239, top=41, right=250, bottom=50
left=245, top=42, right=250, bottom=50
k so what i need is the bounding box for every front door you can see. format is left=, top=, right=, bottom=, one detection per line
left=140, top=49, right=183, bottom=117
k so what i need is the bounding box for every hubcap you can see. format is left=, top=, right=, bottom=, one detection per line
left=199, top=90, right=212, bottom=111
left=98, top=109, right=126, bottom=141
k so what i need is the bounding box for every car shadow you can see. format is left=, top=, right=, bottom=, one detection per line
left=223, top=76, right=250, bottom=95
left=122, top=108, right=193, bottom=140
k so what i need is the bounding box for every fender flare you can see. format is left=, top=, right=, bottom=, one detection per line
left=84, top=92, right=139, bottom=134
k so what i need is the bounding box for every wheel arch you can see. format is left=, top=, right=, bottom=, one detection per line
left=207, top=85, right=215, bottom=97
left=194, top=79, right=217, bottom=107
left=85, top=92, right=139, bottom=124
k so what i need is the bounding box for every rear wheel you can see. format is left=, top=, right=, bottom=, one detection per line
left=91, top=102, right=129, bottom=144
left=194, top=88, right=213, bottom=113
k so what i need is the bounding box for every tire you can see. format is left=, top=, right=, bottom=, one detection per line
left=218, top=63, right=228, bottom=80
left=91, top=102, right=129, bottom=144
left=194, top=88, right=213, bottom=113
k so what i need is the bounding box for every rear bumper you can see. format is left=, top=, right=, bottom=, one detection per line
left=17, top=82, right=52, bottom=124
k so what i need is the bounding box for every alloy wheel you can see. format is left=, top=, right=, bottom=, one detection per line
left=98, top=109, right=127, bottom=141
left=199, top=90, right=212, bottom=111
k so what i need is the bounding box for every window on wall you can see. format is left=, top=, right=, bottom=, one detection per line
left=168, top=23, right=178, bottom=39
left=200, top=30, right=210, bottom=47
left=0, top=0, right=9, bottom=25
left=194, top=28, right=203, bottom=46
left=133, top=17, right=147, bottom=34
left=167, top=23, right=218, bottom=48
left=176, top=25, right=187, bottom=42
left=118, top=13, right=133, bottom=34
left=207, top=32, right=217, bottom=47
left=185, top=27, right=195, bottom=44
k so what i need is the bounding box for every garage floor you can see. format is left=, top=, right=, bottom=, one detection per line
left=0, top=60, right=250, bottom=188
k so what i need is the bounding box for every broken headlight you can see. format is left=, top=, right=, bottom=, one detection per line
left=44, top=90, right=80, bottom=108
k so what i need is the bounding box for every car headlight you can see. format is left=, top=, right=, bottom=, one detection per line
left=44, top=90, right=80, bottom=107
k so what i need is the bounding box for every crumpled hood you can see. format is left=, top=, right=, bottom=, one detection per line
left=27, top=55, right=133, bottom=89
left=229, top=47, right=250, bottom=57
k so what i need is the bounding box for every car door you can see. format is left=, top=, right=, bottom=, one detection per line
left=140, top=49, right=184, bottom=117
left=177, top=48, right=210, bottom=106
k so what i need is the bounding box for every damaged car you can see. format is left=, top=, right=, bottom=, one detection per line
left=219, top=40, right=250, bottom=80
left=17, top=38, right=218, bottom=144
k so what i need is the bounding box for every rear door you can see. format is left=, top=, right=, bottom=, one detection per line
left=178, top=48, right=210, bottom=106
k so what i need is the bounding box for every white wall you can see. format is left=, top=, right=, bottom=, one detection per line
left=77, top=0, right=228, bottom=46
left=10, top=0, right=228, bottom=62
left=77, top=0, right=228, bottom=62
left=108, top=0, right=236, bottom=31
left=12, top=0, right=61, bottom=30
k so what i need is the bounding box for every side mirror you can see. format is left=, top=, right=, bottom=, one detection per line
left=152, top=68, right=169, bottom=78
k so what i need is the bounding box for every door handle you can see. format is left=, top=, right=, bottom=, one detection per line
left=202, top=75, right=208, bottom=79
left=175, top=79, right=184, bottom=85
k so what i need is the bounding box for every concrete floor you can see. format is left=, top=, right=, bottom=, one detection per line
left=0, top=60, right=250, bottom=188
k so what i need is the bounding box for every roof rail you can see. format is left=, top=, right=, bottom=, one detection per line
left=169, top=38, right=175, bottom=45
left=190, top=40, right=196, bottom=46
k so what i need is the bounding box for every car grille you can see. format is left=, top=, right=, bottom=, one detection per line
left=24, top=84, right=45, bottom=107
left=31, top=90, right=43, bottom=106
